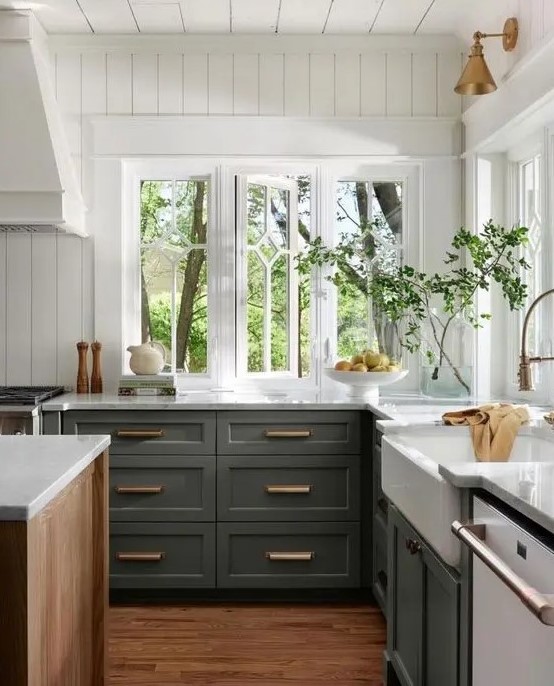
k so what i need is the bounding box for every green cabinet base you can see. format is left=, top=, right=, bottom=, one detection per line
left=387, top=504, right=460, bottom=686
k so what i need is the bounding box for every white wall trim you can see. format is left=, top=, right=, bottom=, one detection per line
left=89, top=116, right=462, bottom=159
left=49, top=33, right=463, bottom=54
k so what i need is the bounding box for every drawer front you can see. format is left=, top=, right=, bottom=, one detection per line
left=110, top=458, right=215, bottom=522
left=217, top=411, right=360, bottom=455
left=110, top=523, right=215, bottom=588
left=217, top=522, right=360, bottom=588
left=63, top=410, right=216, bottom=454
left=217, top=455, right=360, bottom=521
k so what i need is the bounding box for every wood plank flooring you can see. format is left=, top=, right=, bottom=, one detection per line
left=109, top=603, right=386, bottom=685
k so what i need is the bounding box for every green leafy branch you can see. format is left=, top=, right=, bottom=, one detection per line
left=296, top=220, right=530, bottom=393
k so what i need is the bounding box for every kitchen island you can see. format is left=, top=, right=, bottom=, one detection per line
left=0, top=435, right=110, bottom=686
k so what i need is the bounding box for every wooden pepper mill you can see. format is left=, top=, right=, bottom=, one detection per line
left=90, top=340, right=103, bottom=394
left=76, top=341, right=89, bottom=394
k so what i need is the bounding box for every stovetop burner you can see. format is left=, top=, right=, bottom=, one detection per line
left=0, top=386, right=65, bottom=405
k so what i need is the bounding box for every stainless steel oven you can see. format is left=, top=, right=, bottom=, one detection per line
left=0, top=387, right=65, bottom=435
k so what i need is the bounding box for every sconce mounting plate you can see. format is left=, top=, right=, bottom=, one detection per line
left=502, top=17, right=518, bottom=52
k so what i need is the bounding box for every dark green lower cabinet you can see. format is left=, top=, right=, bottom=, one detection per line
left=387, top=505, right=460, bottom=686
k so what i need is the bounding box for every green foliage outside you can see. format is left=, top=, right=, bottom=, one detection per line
left=140, top=180, right=208, bottom=373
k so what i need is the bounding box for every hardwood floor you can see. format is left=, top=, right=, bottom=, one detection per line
left=109, top=603, right=386, bottom=685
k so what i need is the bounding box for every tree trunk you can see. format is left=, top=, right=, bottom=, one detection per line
left=373, top=182, right=402, bottom=239
left=175, top=183, right=207, bottom=370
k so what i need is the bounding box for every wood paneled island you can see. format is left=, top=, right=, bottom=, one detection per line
left=0, top=435, right=110, bottom=686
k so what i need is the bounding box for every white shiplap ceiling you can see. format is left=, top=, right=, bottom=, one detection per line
left=0, top=0, right=512, bottom=36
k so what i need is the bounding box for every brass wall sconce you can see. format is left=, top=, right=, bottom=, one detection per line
left=454, top=17, right=519, bottom=95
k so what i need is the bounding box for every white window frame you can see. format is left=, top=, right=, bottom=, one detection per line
left=505, top=134, right=553, bottom=402
left=124, top=158, right=219, bottom=389
left=124, top=157, right=421, bottom=393
left=236, top=174, right=300, bottom=378
left=321, top=161, right=421, bottom=393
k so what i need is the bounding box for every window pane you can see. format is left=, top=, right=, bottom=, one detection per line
left=175, top=252, right=208, bottom=373
left=271, top=254, right=289, bottom=371
left=243, top=175, right=311, bottom=377
left=140, top=179, right=209, bottom=375
left=519, top=155, right=542, bottom=378
left=140, top=249, right=173, bottom=371
left=247, top=250, right=265, bottom=373
left=335, top=180, right=403, bottom=359
left=175, top=181, right=208, bottom=244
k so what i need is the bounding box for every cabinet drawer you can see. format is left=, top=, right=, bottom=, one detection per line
left=217, top=455, right=360, bottom=521
left=63, top=410, right=216, bottom=455
left=217, top=522, right=360, bottom=588
left=110, top=523, right=215, bottom=588
left=217, top=411, right=360, bottom=455
left=110, top=458, right=215, bottom=522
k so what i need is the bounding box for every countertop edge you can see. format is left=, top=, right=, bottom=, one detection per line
left=0, top=435, right=111, bottom=522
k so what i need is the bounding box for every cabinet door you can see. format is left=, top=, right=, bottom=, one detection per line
left=387, top=506, right=423, bottom=686
left=421, top=547, right=460, bottom=686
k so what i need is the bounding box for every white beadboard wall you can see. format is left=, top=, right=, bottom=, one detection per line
left=0, top=233, right=93, bottom=387
left=0, top=37, right=463, bottom=387
left=51, top=44, right=463, bottom=190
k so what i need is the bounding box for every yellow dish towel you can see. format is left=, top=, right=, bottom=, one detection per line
left=442, top=403, right=530, bottom=462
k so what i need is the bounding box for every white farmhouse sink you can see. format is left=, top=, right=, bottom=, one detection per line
left=380, top=423, right=554, bottom=567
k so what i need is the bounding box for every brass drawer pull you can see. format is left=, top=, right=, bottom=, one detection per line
left=116, top=552, right=165, bottom=562
left=265, top=551, right=315, bottom=561
left=263, top=429, right=313, bottom=438
left=116, top=429, right=165, bottom=438
left=265, top=485, right=312, bottom=494
left=114, top=486, right=164, bottom=495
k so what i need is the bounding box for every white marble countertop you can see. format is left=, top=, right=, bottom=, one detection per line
left=438, top=442, right=554, bottom=535
left=41, top=390, right=483, bottom=415
left=0, top=435, right=110, bottom=521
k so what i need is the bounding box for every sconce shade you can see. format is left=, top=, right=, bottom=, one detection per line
left=454, top=43, right=497, bottom=95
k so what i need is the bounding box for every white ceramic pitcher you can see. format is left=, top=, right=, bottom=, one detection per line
left=126, top=342, right=166, bottom=375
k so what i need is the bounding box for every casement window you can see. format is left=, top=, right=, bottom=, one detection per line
left=131, top=160, right=417, bottom=390
left=334, top=178, right=404, bottom=360
left=139, top=178, right=210, bottom=375
left=236, top=174, right=311, bottom=379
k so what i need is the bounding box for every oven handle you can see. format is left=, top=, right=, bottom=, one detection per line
left=452, top=520, right=554, bottom=626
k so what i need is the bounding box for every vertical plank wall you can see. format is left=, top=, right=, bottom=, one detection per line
left=0, top=43, right=462, bottom=386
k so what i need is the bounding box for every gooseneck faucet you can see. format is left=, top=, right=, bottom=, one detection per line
left=518, top=287, right=554, bottom=390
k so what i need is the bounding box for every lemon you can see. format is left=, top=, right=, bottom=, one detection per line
left=351, top=363, right=368, bottom=372
left=364, top=351, right=382, bottom=368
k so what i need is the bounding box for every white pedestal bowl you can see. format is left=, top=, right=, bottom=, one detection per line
left=324, top=368, right=409, bottom=400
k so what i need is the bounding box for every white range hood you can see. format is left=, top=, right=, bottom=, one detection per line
left=0, top=10, right=86, bottom=236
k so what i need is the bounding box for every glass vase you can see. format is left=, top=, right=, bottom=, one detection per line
left=420, top=311, right=474, bottom=398
left=368, top=309, right=404, bottom=368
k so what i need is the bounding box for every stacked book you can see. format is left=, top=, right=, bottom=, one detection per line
left=118, top=375, right=176, bottom=397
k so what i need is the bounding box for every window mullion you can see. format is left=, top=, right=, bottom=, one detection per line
left=263, top=259, right=271, bottom=372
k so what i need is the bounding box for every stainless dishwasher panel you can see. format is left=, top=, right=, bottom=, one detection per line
left=471, top=497, right=554, bottom=686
